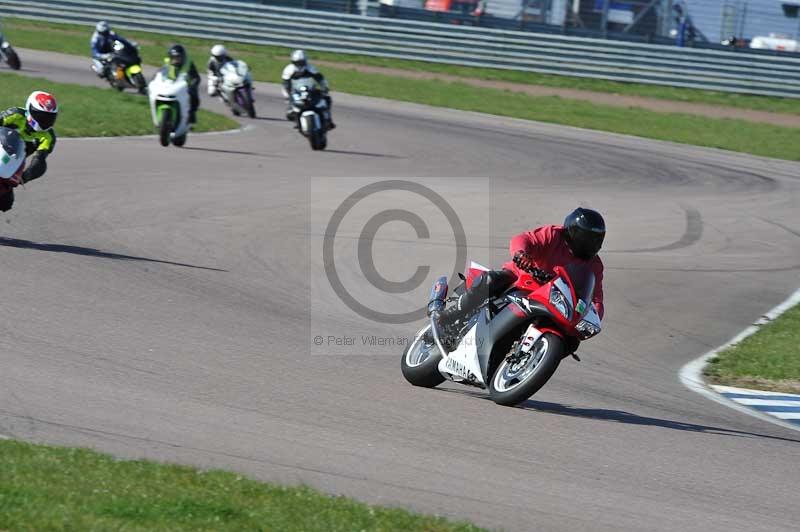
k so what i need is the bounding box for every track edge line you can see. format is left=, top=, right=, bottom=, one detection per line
left=679, top=287, right=800, bottom=433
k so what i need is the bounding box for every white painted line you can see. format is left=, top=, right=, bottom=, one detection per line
left=711, top=385, right=800, bottom=397
left=770, top=412, right=800, bottom=420
left=679, top=287, right=800, bottom=433
left=62, top=124, right=256, bottom=142
left=730, top=399, right=800, bottom=407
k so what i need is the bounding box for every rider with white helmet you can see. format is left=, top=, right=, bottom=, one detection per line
left=207, top=44, right=234, bottom=98
left=281, top=50, right=335, bottom=129
left=0, top=91, right=59, bottom=211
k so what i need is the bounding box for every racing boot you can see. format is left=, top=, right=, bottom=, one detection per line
left=324, top=111, right=336, bottom=130
left=436, top=301, right=464, bottom=330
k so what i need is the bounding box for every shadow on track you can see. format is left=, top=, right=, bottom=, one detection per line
left=250, top=116, right=286, bottom=122
left=324, top=149, right=401, bottom=158
left=440, top=389, right=800, bottom=444
left=180, top=146, right=269, bottom=157
left=0, top=237, right=227, bottom=272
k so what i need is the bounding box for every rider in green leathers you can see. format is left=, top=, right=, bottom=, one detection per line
left=0, top=90, right=58, bottom=211
left=164, top=44, right=200, bottom=124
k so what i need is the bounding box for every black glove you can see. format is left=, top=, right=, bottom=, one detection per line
left=513, top=250, right=534, bottom=271
left=531, top=268, right=553, bottom=284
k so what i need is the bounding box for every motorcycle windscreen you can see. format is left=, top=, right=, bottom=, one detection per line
left=564, top=263, right=595, bottom=316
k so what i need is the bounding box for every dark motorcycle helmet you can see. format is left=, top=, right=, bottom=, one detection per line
left=168, top=44, right=187, bottom=69
left=563, top=208, right=606, bottom=260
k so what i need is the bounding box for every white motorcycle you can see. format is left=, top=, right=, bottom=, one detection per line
left=217, top=60, right=255, bottom=118
left=148, top=67, right=190, bottom=147
left=0, top=127, right=26, bottom=209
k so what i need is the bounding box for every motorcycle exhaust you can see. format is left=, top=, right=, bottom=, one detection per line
left=427, top=276, right=450, bottom=356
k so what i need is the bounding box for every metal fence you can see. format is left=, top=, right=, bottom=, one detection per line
left=209, top=0, right=800, bottom=49
left=4, top=0, right=800, bottom=97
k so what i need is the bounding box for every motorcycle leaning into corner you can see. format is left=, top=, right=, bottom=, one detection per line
left=0, top=29, right=21, bottom=70
left=401, top=260, right=603, bottom=407
left=0, top=127, right=26, bottom=207
left=217, top=60, right=255, bottom=118
left=148, top=67, right=190, bottom=147
left=94, top=39, right=147, bottom=94
left=288, top=81, right=331, bottom=151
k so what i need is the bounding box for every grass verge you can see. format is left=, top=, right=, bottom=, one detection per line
left=5, top=16, right=800, bottom=116
left=5, top=17, right=800, bottom=160
left=704, top=304, right=800, bottom=394
left=0, top=71, right=237, bottom=137
left=0, top=439, right=483, bottom=531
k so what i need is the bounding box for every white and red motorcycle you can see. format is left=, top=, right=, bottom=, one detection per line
left=0, top=127, right=25, bottom=208
left=401, top=261, right=602, bottom=406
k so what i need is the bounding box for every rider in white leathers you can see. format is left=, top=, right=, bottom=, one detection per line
left=281, top=50, right=335, bottom=129
left=207, top=44, right=233, bottom=100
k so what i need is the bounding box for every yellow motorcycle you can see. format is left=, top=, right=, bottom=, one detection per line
left=101, top=39, right=147, bottom=94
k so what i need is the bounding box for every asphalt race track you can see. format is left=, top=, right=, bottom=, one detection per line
left=2, top=49, right=800, bottom=531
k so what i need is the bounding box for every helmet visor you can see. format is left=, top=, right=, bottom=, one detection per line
left=30, top=109, right=56, bottom=130
left=569, top=227, right=604, bottom=260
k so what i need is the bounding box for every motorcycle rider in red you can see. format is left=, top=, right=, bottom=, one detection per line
left=436, top=208, right=606, bottom=351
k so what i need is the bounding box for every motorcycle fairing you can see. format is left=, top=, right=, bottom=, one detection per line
left=473, top=297, right=533, bottom=383
left=583, top=303, right=602, bottom=330
left=300, top=111, right=320, bottom=134
left=438, top=325, right=484, bottom=385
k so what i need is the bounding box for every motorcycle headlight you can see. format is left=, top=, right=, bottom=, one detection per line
left=575, top=319, right=601, bottom=340
left=549, top=286, right=572, bottom=321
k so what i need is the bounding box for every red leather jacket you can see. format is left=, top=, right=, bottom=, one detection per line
left=502, top=224, right=605, bottom=319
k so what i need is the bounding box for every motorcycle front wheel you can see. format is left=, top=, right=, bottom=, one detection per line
left=401, top=324, right=445, bottom=388
left=310, top=129, right=326, bottom=151
left=4, top=48, right=20, bottom=70
left=488, top=333, right=562, bottom=406
left=133, top=73, right=147, bottom=94
left=158, top=110, right=173, bottom=147
left=243, top=88, right=256, bottom=118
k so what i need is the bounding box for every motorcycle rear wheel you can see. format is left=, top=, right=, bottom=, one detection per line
left=401, top=324, right=445, bottom=388
left=488, top=333, right=562, bottom=406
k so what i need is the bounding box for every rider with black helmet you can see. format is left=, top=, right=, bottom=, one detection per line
left=434, top=208, right=606, bottom=349
left=164, top=44, right=201, bottom=124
